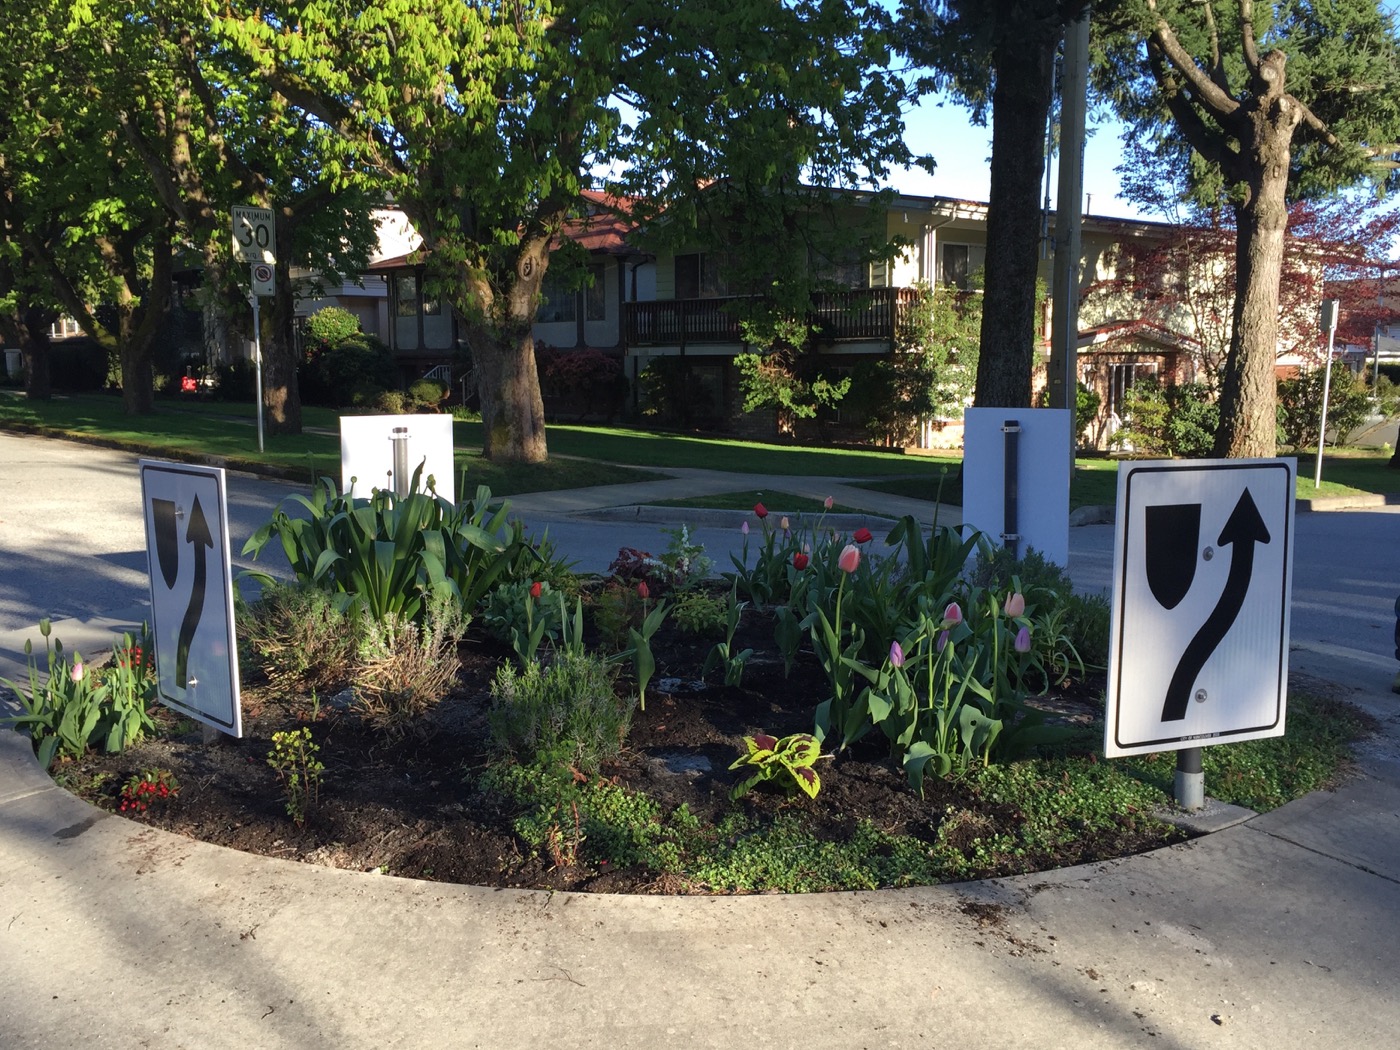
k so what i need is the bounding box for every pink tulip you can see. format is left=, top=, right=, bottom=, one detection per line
left=824, top=496, right=834, bottom=510
left=838, top=544, right=860, bottom=574
left=942, top=602, right=963, bottom=626
left=1005, top=592, right=1025, bottom=618
left=889, top=640, right=905, bottom=668
left=70, top=662, right=83, bottom=683
left=741, top=521, right=749, bottom=536
left=1015, top=626, right=1032, bottom=653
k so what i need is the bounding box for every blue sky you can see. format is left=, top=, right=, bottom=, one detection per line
left=891, top=96, right=1144, bottom=219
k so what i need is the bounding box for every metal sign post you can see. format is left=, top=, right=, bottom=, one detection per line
left=232, top=207, right=275, bottom=455
left=249, top=288, right=265, bottom=454
left=1314, top=299, right=1340, bottom=489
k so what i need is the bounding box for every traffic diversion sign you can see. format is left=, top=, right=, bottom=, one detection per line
left=139, top=460, right=242, bottom=737
left=1104, top=458, right=1295, bottom=758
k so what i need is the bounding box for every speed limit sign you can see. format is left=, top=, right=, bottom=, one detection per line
left=231, top=206, right=275, bottom=264
left=251, top=263, right=275, bottom=298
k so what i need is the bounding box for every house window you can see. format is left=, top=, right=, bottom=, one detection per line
left=49, top=317, right=82, bottom=339
left=810, top=246, right=868, bottom=289
left=537, top=268, right=577, bottom=323
left=395, top=274, right=418, bottom=318
left=674, top=252, right=730, bottom=299
left=585, top=263, right=607, bottom=321
left=939, top=243, right=984, bottom=290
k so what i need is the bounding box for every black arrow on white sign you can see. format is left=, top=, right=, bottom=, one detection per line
left=1161, top=488, right=1271, bottom=722
left=175, top=495, right=213, bottom=689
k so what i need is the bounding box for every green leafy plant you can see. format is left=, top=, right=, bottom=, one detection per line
left=243, top=476, right=536, bottom=626
left=488, top=650, right=635, bottom=775
left=728, top=732, right=823, bottom=801
left=481, top=579, right=564, bottom=666
left=670, top=589, right=729, bottom=638
left=703, top=587, right=754, bottom=687
left=1, top=621, right=156, bottom=770
left=626, top=587, right=668, bottom=711
left=267, top=728, right=324, bottom=827
left=236, top=581, right=362, bottom=686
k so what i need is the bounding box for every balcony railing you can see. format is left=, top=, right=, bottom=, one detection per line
left=624, top=287, right=919, bottom=349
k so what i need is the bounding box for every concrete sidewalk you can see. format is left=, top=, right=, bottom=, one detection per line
left=4, top=438, right=1399, bottom=1048
left=1, top=648, right=1397, bottom=1049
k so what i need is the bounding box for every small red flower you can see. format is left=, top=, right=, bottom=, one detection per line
left=637, top=581, right=650, bottom=600
left=853, top=527, right=873, bottom=544
left=753, top=502, right=768, bottom=519
left=529, top=581, right=542, bottom=600
left=792, top=552, right=809, bottom=571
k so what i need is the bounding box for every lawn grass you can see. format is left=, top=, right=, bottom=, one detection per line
left=0, top=392, right=667, bottom=496
left=7, top=390, right=1394, bottom=505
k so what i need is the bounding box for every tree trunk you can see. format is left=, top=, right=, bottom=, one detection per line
left=473, top=327, right=548, bottom=463
left=973, top=30, right=1058, bottom=408
left=264, top=214, right=303, bottom=436
left=463, top=242, right=549, bottom=464
left=117, top=228, right=173, bottom=416
left=12, top=306, right=54, bottom=400
left=1212, top=96, right=1297, bottom=459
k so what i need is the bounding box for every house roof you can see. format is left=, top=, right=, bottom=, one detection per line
left=367, top=190, right=643, bottom=272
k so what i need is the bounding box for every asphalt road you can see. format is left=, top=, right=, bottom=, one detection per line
left=1, top=431, right=1395, bottom=684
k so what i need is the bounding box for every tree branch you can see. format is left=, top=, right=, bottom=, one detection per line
left=1144, top=0, right=1241, bottom=123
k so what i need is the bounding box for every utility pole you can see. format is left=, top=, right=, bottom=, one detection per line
left=1048, top=10, right=1090, bottom=475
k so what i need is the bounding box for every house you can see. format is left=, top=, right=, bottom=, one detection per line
left=306, top=187, right=1333, bottom=448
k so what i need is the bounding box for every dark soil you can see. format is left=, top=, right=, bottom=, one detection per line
left=55, top=613, right=1179, bottom=894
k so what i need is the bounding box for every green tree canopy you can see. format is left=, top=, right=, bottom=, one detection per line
left=212, top=0, right=920, bottom=462
left=1094, top=0, right=1400, bottom=456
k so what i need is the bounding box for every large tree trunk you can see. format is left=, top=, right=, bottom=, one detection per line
left=117, top=227, right=173, bottom=416
left=973, top=29, right=1059, bottom=408
left=463, top=241, right=548, bottom=464
left=9, top=306, right=54, bottom=400
left=1212, top=73, right=1298, bottom=459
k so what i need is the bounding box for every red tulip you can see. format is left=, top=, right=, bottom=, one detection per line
left=793, top=552, right=810, bottom=571
left=529, top=581, right=542, bottom=599
left=754, top=502, right=768, bottom=519
left=637, top=581, right=650, bottom=600
left=853, top=527, right=873, bottom=544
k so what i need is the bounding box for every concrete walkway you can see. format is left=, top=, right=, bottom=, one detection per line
left=3, top=436, right=1400, bottom=1048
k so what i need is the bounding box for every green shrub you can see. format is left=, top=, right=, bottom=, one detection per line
left=212, top=359, right=258, bottom=402
left=237, top=581, right=362, bottom=687
left=407, top=377, right=448, bottom=408
left=1114, top=377, right=1218, bottom=458
left=305, top=306, right=362, bottom=350
left=488, top=650, right=634, bottom=774
left=1278, top=363, right=1372, bottom=450
left=354, top=597, right=467, bottom=734
left=48, top=340, right=108, bottom=392
left=300, top=334, right=398, bottom=408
